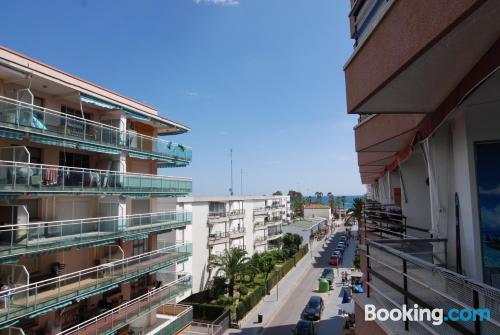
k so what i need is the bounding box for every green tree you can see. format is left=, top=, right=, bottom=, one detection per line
left=209, top=248, right=249, bottom=297
left=272, top=191, right=283, bottom=195
left=340, top=196, right=347, bottom=210
left=315, top=192, right=323, bottom=204
left=347, top=197, right=364, bottom=224
left=327, top=192, right=335, bottom=212
left=258, top=254, right=275, bottom=294
left=282, top=233, right=303, bottom=254
left=288, top=190, right=304, bottom=218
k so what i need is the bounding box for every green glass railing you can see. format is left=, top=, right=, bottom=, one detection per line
left=0, top=160, right=192, bottom=195
left=156, top=305, right=193, bottom=335
left=58, top=277, right=192, bottom=335
left=0, top=211, right=191, bottom=258
left=0, top=96, right=192, bottom=165
left=0, top=243, right=192, bottom=324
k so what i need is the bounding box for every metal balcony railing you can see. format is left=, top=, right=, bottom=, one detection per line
left=350, top=0, right=390, bottom=47
left=0, top=96, right=192, bottom=166
left=0, top=160, right=192, bottom=195
left=228, top=227, right=245, bottom=238
left=366, top=239, right=500, bottom=334
left=0, top=211, right=191, bottom=258
left=0, top=243, right=191, bottom=324
left=58, top=276, right=192, bottom=335
left=208, top=232, right=230, bottom=242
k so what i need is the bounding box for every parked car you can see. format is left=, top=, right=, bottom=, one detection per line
left=329, top=255, right=341, bottom=266
left=339, top=235, right=347, bottom=242
left=293, top=320, right=315, bottom=335
left=332, top=250, right=341, bottom=256
left=321, top=268, right=334, bottom=287
left=335, top=246, right=344, bottom=254
left=302, top=296, right=324, bottom=321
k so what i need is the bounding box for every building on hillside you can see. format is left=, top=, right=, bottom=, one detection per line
left=304, top=203, right=331, bottom=220
left=344, top=1, right=500, bottom=334
left=0, top=46, right=193, bottom=334
left=176, top=195, right=290, bottom=293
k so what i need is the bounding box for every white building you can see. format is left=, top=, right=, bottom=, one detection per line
left=304, top=203, right=331, bottom=220
left=177, top=195, right=290, bottom=293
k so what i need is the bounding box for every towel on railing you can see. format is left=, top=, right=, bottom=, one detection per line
left=43, top=168, right=59, bottom=185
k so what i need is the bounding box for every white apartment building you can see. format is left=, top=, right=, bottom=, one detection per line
left=177, top=195, right=290, bottom=293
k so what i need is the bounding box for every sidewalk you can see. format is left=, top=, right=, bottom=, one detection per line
left=226, top=225, right=342, bottom=334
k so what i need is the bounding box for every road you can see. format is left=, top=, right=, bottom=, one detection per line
left=228, top=222, right=357, bottom=335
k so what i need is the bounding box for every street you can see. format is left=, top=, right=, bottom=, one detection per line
left=228, top=222, right=357, bottom=335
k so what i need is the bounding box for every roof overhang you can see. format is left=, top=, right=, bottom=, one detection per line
left=350, top=0, right=500, bottom=114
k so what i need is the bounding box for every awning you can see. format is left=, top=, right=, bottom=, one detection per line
left=30, top=134, right=77, bottom=149
left=78, top=143, right=121, bottom=155
left=80, top=93, right=120, bottom=110
left=128, top=152, right=150, bottom=160
left=0, top=129, right=24, bottom=141
left=122, top=233, right=149, bottom=242
left=123, top=108, right=148, bottom=121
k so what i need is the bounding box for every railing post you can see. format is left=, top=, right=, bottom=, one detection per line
left=403, top=259, right=409, bottom=331
left=366, top=242, right=370, bottom=298
left=473, top=289, right=481, bottom=335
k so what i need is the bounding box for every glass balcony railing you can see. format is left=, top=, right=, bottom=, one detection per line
left=0, top=243, right=192, bottom=324
left=0, top=211, right=191, bottom=258
left=0, top=160, right=192, bottom=195
left=58, top=277, right=192, bottom=335
left=0, top=328, right=24, bottom=335
left=0, top=96, right=192, bottom=166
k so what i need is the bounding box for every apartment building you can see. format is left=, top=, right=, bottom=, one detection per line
left=176, top=195, right=290, bottom=293
left=0, top=46, right=193, bottom=334
left=345, top=1, right=500, bottom=334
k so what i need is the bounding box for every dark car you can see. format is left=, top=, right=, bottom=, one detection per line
left=293, top=320, right=315, bottom=335
left=321, top=268, right=334, bottom=287
left=302, top=296, right=324, bottom=321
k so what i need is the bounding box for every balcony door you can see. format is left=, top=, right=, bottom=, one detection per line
left=476, top=142, right=500, bottom=288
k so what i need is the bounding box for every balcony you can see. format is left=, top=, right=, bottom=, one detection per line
left=0, top=243, right=191, bottom=324
left=254, top=236, right=267, bottom=246
left=0, top=161, right=192, bottom=196
left=228, top=227, right=245, bottom=239
left=267, top=232, right=283, bottom=241
left=58, top=277, right=192, bottom=335
left=0, top=328, right=24, bottom=335
left=0, top=96, right=192, bottom=167
left=266, top=218, right=283, bottom=227
left=208, top=232, right=229, bottom=246
left=365, top=239, right=500, bottom=334
left=228, top=209, right=245, bottom=219
left=207, top=211, right=229, bottom=224
left=254, top=221, right=266, bottom=231
left=0, top=211, right=191, bottom=258
left=253, top=207, right=269, bottom=216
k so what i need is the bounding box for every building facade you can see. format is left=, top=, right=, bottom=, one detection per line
left=177, top=195, right=290, bottom=293
left=0, top=46, right=193, bottom=334
left=345, top=1, right=500, bottom=334
left=304, top=203, right=331, bottom=220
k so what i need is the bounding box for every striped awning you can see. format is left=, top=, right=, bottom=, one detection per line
left=0, top=129, right=24, bottom=141
left=30, top=134, right=77, bottom=149
left=79, top=143, right=121, bottom=155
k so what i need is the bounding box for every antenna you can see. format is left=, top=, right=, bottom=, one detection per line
left=229, top=148, right=234, bottom=196
left=240, top=168, right=243, bottom=195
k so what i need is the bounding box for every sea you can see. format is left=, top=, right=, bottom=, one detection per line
left=303, top=195, right=363, bottom=209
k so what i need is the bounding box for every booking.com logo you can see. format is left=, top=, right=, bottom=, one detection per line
left=365, top=304, right=491, bottom=325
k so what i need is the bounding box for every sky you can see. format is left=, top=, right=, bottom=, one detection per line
left=0, top=0, right=363, bottom=196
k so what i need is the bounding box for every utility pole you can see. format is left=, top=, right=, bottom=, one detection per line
left=229, top=148, right=234, bottom=196
left=240, top=168, right=243, bottom=195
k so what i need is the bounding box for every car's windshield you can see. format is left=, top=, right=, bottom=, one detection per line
left=308, top=300, right=320, bottom=308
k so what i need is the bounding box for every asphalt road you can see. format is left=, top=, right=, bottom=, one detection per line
left=259, top=225, right=356, bottom=335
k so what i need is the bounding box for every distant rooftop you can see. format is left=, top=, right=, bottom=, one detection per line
left=304, top=203, right=330, bottom=209
left=291, top=217, right=325, bottom=229
left=177, top=195, right=288, bottom=203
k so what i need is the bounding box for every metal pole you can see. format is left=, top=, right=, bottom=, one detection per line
left=229, top=148, right=233, bottom=196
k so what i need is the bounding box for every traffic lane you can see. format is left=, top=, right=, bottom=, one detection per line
left=262, top=232, right=346, bottom=335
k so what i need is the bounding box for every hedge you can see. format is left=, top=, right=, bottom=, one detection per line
left=234, top=244, right=309, bottom=321
left=184, top=302, right=226, bottom=322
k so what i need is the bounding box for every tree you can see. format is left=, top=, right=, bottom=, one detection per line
left=327, top=192, right=335, bottom=213
left=272, top=191, right=283, bottom=196
left=288, top=190, right=304, bottom=218
left=346, top=197, right=364, bottom=224
left=340, top=196, right=347, bottom=210
left=282, top=233, right=303, bottom=254
left=209, top=248, right=249, bottom=297
left=258, top=254, right=275, bottom=294
left=315, top=192, right=323, bottom=204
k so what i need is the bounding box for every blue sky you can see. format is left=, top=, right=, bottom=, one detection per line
left=1, top=0, right=363, bottom=196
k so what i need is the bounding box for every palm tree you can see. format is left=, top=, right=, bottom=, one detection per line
left=340, top=196, right=347, bottom=209
left=347, top=197, right=364, bottom=224
left=209, top=248, right=249, bottom=297
left=315, top=192, right=323, bottom=204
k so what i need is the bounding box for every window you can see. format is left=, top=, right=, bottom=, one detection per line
left=27, top=147, right=42, bottom=164
left=59, top=152, right=89, bottom=168
left=132, top=238, right=147, bottom=256
left=61, top=105, right=91, bottom=120
left=34, top=96, right=44, bottom=107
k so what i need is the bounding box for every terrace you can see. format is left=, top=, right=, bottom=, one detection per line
left=58, top=277, right=192, bottom=335
left=0, top=243, right=191, bottom=325
left=0, top=211, right=191, bottom=258
left=0, top=160, right=192, bottom=196
left=0, top=96, right=191, bottom=167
